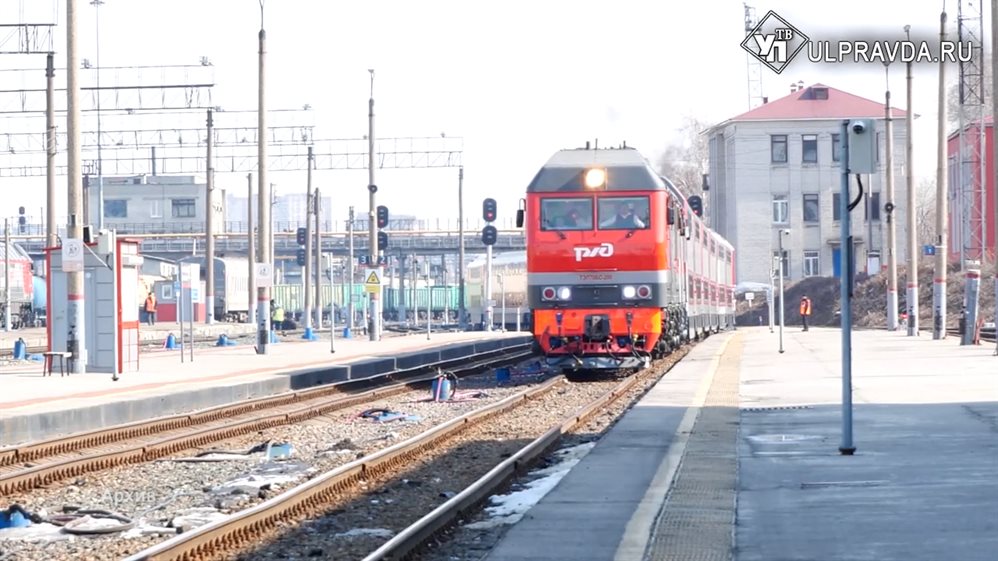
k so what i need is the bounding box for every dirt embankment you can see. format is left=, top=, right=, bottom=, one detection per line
left=736, top=263, right=997, bottom=330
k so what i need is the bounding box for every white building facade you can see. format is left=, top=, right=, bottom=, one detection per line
left=85, top=174, right=225, bottom=234
left=705, top=84, right=911, bottom=285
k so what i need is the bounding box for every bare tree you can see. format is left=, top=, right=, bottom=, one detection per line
left=915, top=177, right=936, bottom=246
left=657, top=115, right=709, bottom=197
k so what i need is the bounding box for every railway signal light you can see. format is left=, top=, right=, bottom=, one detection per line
left=688, top=195, right=703, bottom=218
left=296, top=248, right=307, bottom=266
left=378, top=231, right=388, bottom=251
left=483, top=198, right=497, bottom=222
left=296, top=227, right=307, bottom=246
left=377, top=205, right=389, bottom=229
left=482, top=224, right=497, bottom=246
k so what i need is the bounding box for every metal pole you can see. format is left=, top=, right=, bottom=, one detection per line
left=367, top=69, right=381, bottom=342
left=933, top=10, right=949, bottom=340
left=256, top=7, right=272, bottom=354
left=67, top=0, right=86, bottom=374
left=778, top=231, right=785, bottom=353
left=839, top=120, right=855, bottom=455
left=348, top=206, right=355, bottom=332
left=426, top=266, right=431, bottom=341
left=458, top=167, right=466, bottom=329
left=46, top=53, right=56, bottom=249
left=768, top=267, right=774, bottom=333
left=247, top=172, right=256, bottom=325
left=500, top=273, right=506, bottom=331
left=91, top=0, right=104, bottom=232
left=885, top=66, right=899, bottom=331
left=315, top=187, right=323, bottom=331
left=486, top=244, right=493, bottom=330
left=4, top=219, right=9, bottom=332
left=205, top=108, right=215, bottom=324
left=992, top=0, right=998, bottom=356
left=905, top=25, right=919, bottom=336
left=304, top=146, right=314, bottom=336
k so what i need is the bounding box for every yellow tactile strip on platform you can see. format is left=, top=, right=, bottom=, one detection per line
left=644, top=333, right=743, bottom=561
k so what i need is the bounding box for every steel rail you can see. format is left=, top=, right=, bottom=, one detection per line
left=361, top=346, right=691, bottom=561
left=0, top=343, right=533, bottom=495
left=123, top=374, right=568, bottom=561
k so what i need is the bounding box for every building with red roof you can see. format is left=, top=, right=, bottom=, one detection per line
left=704, top=83, right=912, bottom=285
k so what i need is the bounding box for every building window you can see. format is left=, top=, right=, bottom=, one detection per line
left=803, top=194, right=819, bottom=223
left=772, top=195, right=789, bottom=224
left=104, top=199, right=127, bottom=218
left=150, top=200, right=162, bottom=218
left=831, top=133, right=841, bottom=162
left=773, top=250, right=789, bottom=278
left=802, top=134, right=818, bottom=163
left=804, top=250, right=820, bottom=277
left=172, top=198, right=196, bottom=218
left=771, top=135, right=788, bottom=163
left=865, top=192, right=881, bottom=221
left=832, top=192, right=842, bottom=221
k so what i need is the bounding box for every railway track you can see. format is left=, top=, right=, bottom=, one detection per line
left=0, top=342, right=533, bottom=497
left=121, top=341, right=695, bottom=561
left=945, top=327, right=996, bottom=343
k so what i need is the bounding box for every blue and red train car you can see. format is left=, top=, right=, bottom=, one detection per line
left=516, top=145, right=736, bottom=371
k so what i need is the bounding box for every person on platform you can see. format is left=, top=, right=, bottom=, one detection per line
left=800, top=295, right=812, bottom=331
left=145, top=292, right=157, bottom=326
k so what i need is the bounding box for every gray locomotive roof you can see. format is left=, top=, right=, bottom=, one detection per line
left=526, top=147, right=667, bottom=192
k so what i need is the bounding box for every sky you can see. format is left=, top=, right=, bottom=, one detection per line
left=0, top=0, right=986, bottom=231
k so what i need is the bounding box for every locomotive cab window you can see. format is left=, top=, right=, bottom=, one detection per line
left=598, top=196, right=650, bottom=230
left=540, top=198, right=593, bottom=230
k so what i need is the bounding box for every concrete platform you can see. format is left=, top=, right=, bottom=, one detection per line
left=0, top=322, right=263, bottom=351
left=481, top=326, right=998, bottom=561
left=0, top=330, right=532, bottom=446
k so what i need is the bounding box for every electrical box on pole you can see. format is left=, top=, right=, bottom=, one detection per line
left=483, top=198, right=497, bottom=222
left=377, top=205, right=389, bottom=229
left=847, top=119, right=877, bottom=174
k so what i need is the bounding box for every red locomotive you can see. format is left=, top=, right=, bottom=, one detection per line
left=515, top=144, right=736, bottom=371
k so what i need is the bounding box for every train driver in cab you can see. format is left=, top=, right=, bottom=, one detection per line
left=600, top=201, right=646, bottom=229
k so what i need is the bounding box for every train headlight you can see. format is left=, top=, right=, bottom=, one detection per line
left=622, top=285, right=636, bottom=299
left=557, top=287, right=572, bottom=300
left=637, top=285, right=652, bottom=299
left=584, top=168, right=607, bottom=190
left=541, top=287, right=556, bottom=301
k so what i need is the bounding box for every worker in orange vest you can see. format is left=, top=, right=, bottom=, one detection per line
left=799, top=295, right=812, bottom=331
left=145, top=292, right=157, bottom=326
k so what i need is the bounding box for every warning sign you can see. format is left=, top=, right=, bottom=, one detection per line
left=364, top=269, right=382, bottom=293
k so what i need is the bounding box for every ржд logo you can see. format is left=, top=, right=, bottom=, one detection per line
left=574, top=242, right=614, bottom=262
left=741, top=10, right=810, bottom=74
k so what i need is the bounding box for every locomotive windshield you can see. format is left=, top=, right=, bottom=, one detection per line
left=540, top=197, right=593, bottom=231
left=597, top=196, right=650, bottom=230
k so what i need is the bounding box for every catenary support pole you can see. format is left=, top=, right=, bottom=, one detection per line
left=205, top=108, right=215, bottom=324
left=885, top=69, right=899, bottom=331
left=66, top=0, right=86, bottom=374
left=304, top=145, right=314, bottom=336
left=255, top=8, right=272, bottom=354
left=933, top=10, right=949, bottom=340
left=46, top=53, right=57, bottom=249
left=905, top=24, right=920, bottom=337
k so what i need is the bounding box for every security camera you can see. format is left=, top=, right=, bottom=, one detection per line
left=852, top=122, right=866, bottom=134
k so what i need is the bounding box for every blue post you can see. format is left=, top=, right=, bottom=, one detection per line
left=839, top=120, right=856, bottom=455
